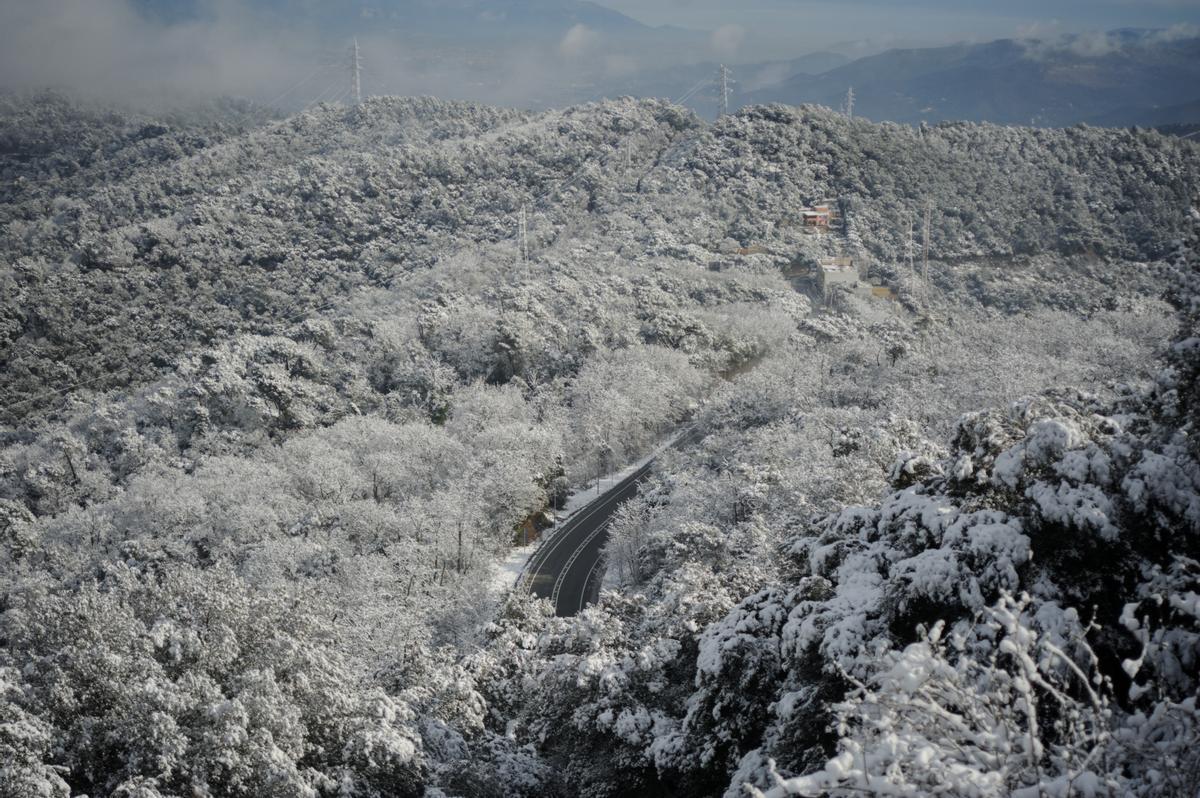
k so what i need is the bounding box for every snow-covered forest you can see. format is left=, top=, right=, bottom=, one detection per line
left=2, top=89, right=1200, bottom=797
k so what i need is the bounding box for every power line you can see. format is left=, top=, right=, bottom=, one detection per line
left=673, top=77, right=711, bottom=106
left=262, top=65, right=330, bottom=110
left=306, top=76, right=344, bottom=108
left=328, top=84, right=355, bottom=107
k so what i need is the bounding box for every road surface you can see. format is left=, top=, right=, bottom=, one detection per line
left=518, top=427, right=700, bottom=616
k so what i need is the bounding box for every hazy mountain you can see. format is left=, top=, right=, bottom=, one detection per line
left=779, top=51, right=852, bottom=77
left=735, top=51, right=853, bottom=91
left=564, top=51, right=854, bottom=120
left=131, top=0, right=653, bottom=39
left=743, top=30, right=1200, bottom=127
left=1089, top=97, right=1200, bottom=128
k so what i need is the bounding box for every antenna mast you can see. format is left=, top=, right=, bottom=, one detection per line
left=352, top=38, right=363, bottom=105
left=844, top=86, right=855, bottom=119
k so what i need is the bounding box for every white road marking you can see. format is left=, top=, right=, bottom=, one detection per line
left=551, top=518, right=611, bottom=608
left=578, top=551, right=607, bottom=613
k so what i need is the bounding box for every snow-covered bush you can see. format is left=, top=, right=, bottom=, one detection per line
left=0, top=561, right=427, bottom=797
left=753, top=594, right=1119, bottom=797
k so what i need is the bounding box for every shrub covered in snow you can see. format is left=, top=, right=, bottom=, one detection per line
left=0, top=561, right=427, bottom=797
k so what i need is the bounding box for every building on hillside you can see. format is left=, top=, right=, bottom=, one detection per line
left=818, top=256, right=858, bottom=295
left=802, top=209, right=831, bottom=229
left=800, top=199, right=842, bottom=232
left=821, top=255, right=855, bottom=271
left=817, top=256, right=895, bottom=304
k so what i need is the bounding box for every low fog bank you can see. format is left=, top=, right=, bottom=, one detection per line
left=0, top=0, right=734, bottom=113
left=4, top=2, right=1199, bottom=130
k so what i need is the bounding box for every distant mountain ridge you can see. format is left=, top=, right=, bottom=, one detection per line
left=1089, top=98, right=1200, bottom=129
left=743, top=29, right=1200, bottom=127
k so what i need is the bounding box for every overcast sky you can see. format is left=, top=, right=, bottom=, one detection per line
left=596, top=0, right=1200, bottom=54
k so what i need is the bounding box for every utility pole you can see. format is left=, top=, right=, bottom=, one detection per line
left=922, top=202, right=932, bottom=283
left=844, top=86, right=855, bottom=119
left=906, top=212, right=915, bottom=278
left=351, top=38, right=363, bottom=105
left=718, top=65, right=733, bottom=117
left=518, top=204, right=528, bottom=263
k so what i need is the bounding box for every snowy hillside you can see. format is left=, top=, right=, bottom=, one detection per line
left=3, top=94, right=1195, bottom=421
left=1, top=91, right=1200, bottom=797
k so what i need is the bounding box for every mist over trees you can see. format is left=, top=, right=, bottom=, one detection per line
left=1, top=88, right=1199, bottom=796
left=4, top=1, right=1200, bottom=128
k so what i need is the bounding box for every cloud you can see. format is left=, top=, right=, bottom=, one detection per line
left=0, top=1, right=624, bottom=111
left=559, top=23, right=601, bottom=59
left=1154, top=21, right=1200, bottom=39
left=1017, top=23, right=1199, bottom=60
left=741, top=61, right=793, bottom=92
left=0, top=0, right=316, bottom=104
left=1062, top=30, right=1125, bottom=56
left=604, top=53, right=640, bottom=78
left=710, top=24, right=746, bottom=59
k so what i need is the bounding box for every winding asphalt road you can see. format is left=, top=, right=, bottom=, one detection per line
left=518, top=426, right=701, bottom=616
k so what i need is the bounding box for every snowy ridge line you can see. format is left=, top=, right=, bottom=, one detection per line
left=518, top=89, right=710, bottom=228
left=528, top=125, right=697, bottom=214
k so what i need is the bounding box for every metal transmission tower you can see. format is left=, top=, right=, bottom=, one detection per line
left=351, top=38, right=363, bottom=105
left=718, top=65, right=733, bottom=117
left=843, top=86, right=855, bottom=119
